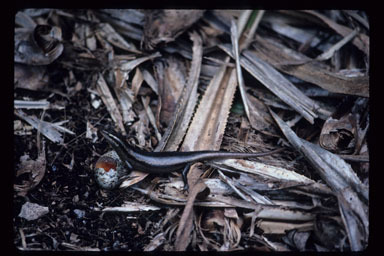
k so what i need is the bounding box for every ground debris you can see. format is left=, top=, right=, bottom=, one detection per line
left=13, top=9, right=369, bottom=252
left=18, top=202, right=49, bottom=221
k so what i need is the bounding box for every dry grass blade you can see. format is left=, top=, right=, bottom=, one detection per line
left=231, top=20, right=251, bottom=127
left=181, top=61, right=237, bottom=151
left=131, top=67, right=144, bottom=98
left=114, top=84, right=135, bottom=124
left=141, top=68, right=159, bottom=94
left=141, top=96, right=162, bottom=141
left=250, top=37, right=369, bottom=97
left=96, top=73, right=126, bottom=135
left=15, top=110, right=74, bottom=144
left=211, top=158, right=314, bottom=184
left=230, top=19, right=275, bottom=133
left=214, top=195, right=315, bottom=221
left=220, top=44, right=322, bottom=123
left=236, top=10, right=253, bottom=37
left=316, top=29, right=358, bottom=61
left=119, top=170, right=149, bottom=189
left=144, top=233, right=166, bottom=251
left=118, top=52, right=161, bottom=76
left=300, top=10, right=369, bottom=55
left=239, top=10, right=265, bottom=50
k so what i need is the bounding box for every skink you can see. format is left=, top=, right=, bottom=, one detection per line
left=95, top=129, right=283, bottom=190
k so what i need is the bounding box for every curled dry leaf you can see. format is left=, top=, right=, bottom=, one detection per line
left=319, top=114, right=357, bottom=154
left=118, top=170, right=149, bottom=189
left=141, top=68, right=159, bottom=94
left=131, top=67, right=144, bottom=99
left=313, top=215, right=347, bottom=250
left=282, top=229, right=312, bottom=251
left=15, top=24, right=63, bottom=66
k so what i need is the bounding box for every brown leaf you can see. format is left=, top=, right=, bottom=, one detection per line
left=155, top=56, right=187, bottom=125
left=319, top=114, right=357, bottom=154
left=143, top=10, right=204, bottom=50
left=14, top=64, right=48, bottom=91
left=14, top=142, right=46, bottom=197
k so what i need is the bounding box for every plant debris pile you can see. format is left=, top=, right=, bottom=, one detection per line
left=14, top=9, right=369, bottom=251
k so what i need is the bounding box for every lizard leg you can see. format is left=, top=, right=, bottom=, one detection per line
left=181, top=163, right=192, bottom=191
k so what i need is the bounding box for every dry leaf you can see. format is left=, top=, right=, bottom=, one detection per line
left=143, top=10, right=204, bottom=50
left=14, top=64, right=48, bottom=91
left=15, top=24, right=63, bottom=65
left=14, top=141, right=46, bottom=197
left=319, top=114, right=357, bottom=154
left=96, top=73, right=126, bottom=134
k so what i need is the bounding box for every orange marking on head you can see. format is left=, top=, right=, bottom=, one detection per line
left=95, top=156, right=117, bottom=172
